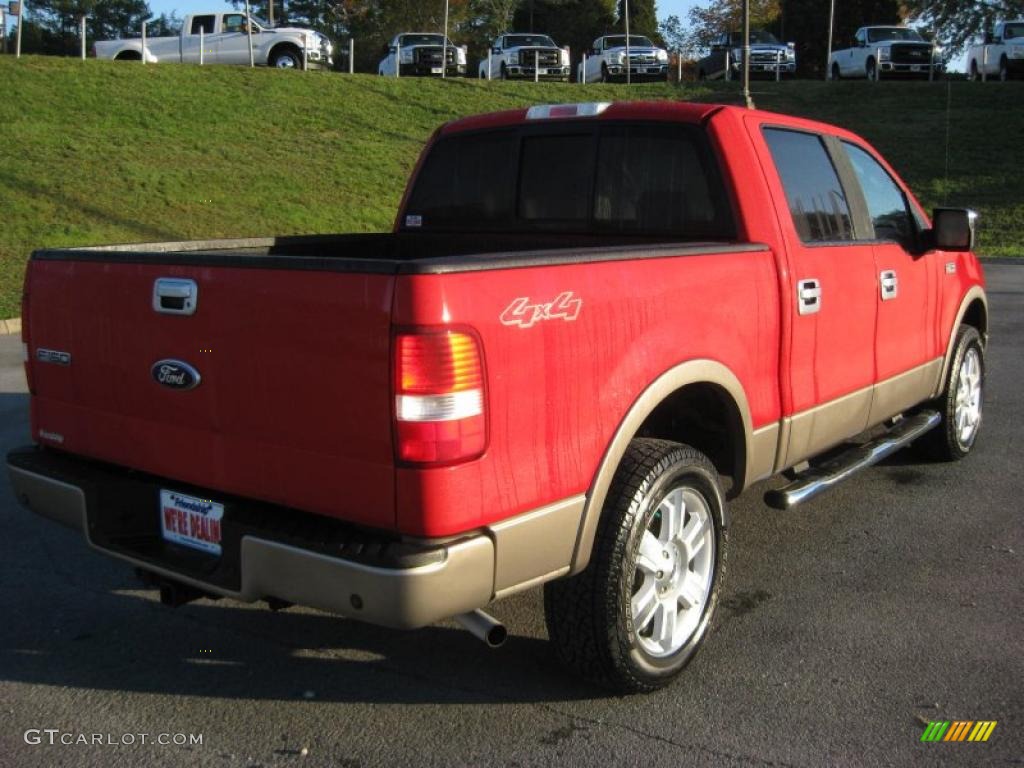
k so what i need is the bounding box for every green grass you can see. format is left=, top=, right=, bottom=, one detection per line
left=1, top=56, right=1021, bottom=318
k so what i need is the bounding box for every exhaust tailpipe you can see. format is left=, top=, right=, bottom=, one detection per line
left=455, top=609, right=507, bottom=648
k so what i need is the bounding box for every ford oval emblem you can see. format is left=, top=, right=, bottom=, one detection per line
left=151, top=359, right=201, bottom=391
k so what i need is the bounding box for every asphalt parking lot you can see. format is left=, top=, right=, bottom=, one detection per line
left=1, top=263, right=1021, bottom=768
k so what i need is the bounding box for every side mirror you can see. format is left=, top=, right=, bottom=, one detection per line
left=492, top=47, right=501, bottom=54
left=928, top=208, right=977, bottom=252
left=389, top=45, right=398, bottom=54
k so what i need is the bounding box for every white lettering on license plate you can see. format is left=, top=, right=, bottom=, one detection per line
left=160, top=490, right=224, bottom=556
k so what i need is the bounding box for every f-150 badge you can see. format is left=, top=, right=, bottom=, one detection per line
left=151, top=359, right=202, bottom=391
left=500, top=291, right=582, bottom=329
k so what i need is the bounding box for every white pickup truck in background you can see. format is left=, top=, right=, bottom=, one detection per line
left=94, top=12, right=333, bottom=69
left=829, top=25, right=942, bottom=80
left=378, top=33, right=468, bottom=77
left=967, top=21, right=1024, bottom=81
left=578, top=34, right=669, bottom=83
left=477, top=33, right=570, bottom=80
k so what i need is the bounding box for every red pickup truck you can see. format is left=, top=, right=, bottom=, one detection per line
left=7, top=101, right=987, bottom=692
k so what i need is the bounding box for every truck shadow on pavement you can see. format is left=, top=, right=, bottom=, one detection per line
left=0, top=554, right=606, bottom=705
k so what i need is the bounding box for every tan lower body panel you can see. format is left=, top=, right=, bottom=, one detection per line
left=489, top=495, right=586, bottom=599
left=868, top=359, right=943, bottom=426
left=747, top=423, right=780, bottom=485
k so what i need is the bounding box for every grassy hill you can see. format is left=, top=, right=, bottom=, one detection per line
left=1, top=55, right=1021, bottom=318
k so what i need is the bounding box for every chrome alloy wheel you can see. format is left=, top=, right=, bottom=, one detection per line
left=955, top=347, right=982, bottom=447
left=631, top=486, right=715, bottom=658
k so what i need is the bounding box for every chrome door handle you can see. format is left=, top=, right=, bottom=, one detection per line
left=880, top=270, right=898, bottom=301
left=153, top=278, right=198, bottom=316
left=797, top=278, right=821, bottom=315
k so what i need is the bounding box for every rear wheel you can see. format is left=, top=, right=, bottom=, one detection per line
left=999, top=56, right=1009, bottom=81
left=544, top=439, right=727, bottom=693
left=969, top=60, right=979, bottom=81
left=919, top=325, right=984, bottom=461
left=831, top=62, right=841, bottom=81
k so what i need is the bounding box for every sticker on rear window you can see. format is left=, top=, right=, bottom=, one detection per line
left=405, top=215, right=423, bottom=228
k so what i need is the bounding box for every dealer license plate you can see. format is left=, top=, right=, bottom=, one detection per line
left=912, top=65, right=923, bottom=72
left=160, top=490, right=224, bottom=556
left=431, top=67, right=442, bottom=74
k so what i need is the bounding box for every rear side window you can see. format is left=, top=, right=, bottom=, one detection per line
left=763, top=128, right=853, bottom=243
left=841, top=141, right=915, bottom=246
left=191, top=15, right=215, bottom=34
left=404, top=123, right=735, bottom=238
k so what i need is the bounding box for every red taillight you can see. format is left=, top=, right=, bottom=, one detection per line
left=394, top=330, right=486, bottom=464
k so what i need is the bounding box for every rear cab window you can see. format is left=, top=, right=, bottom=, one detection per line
left=402, top=121, right=736, bottom=240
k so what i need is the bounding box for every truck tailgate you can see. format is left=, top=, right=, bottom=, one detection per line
left=26, top=257, right=396, bottom=530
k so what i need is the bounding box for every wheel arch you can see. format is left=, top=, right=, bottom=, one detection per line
left=114, top=48, right=143, bottom=61
left=569, top=359, right=756, bottom=575
left=268, top=42, right=303, bottom=67
left=935, top=286, right=988, bottom=397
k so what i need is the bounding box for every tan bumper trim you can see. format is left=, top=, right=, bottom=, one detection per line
left=7, top=462, right=496, bottom=630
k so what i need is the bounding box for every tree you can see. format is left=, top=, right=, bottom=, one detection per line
left=616, top=0, right=661, bottom=42
left=512, top=0, right=615, bottom=59
left=686, top=0, right=781, bottom=51
left=20, top=0, right=149, bottom=55
left=901, top=0, right=1024, bottom=54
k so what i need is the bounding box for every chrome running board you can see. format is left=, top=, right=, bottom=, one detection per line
left=764, top=410, right=941, bottom=510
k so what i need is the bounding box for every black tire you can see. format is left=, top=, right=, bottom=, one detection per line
left=500, top=63, right=508, bottom=80
left=918, top=325, right=984, bottom=461
left=866, top=57, right=877, bottom=81
left=600, top=63, right=610, bottom=83
left=543, top=439, right=727, bottom=693
left=999, top=56, right=1009, bottom=82
left=271, top=47, right=303, bottom=70
left=831, top=62, right=841, bottom=81
left=969, top=60, right=979, bottom=81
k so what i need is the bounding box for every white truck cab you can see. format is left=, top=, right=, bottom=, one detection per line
left=829, top=26, right=942, bottom=80
left=578, top=34, right=669, bottom=83
left=477, top=33, right=570, bottom=81
left=967, top=21, right=1024, bottom=81
left=94, top=12, right=332, bottom=69
left=378, top=33, right=467, bottom=77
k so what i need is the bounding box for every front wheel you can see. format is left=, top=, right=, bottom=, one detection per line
left=866, top=57, right=878, bottom=81
left=271, top=48, right=303, bottom=70
left=999, top=56, right=1009, bottom=82
left=544, top=439, right=727, bottom=693
left=919, top=325, right=984, bottom=461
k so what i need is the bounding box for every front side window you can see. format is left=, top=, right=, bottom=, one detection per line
left=763, top=128, right=854, bottom=243
left=842, top=142, right=914, bottom=245
left=222, top=14, right=245, bottom=33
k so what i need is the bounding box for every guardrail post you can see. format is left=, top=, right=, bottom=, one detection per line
left=534, top=49, right=539, bottom=82
left=487, top=51, right=491, bottom=80
left=776, top=49, right=781, bottom=81
left=199, top=27, right=204, bottom=65
left=141, top=20, right=147, bottom=64
left=725, top=49, right=730, bottom=81
left=929, top=44, right=935, bottom=81
left=875, top=47, right=882, bottom=80
left=677, top=51, right=682, bottom=82
left=982, top=47, right=987, bottom=82
left=79, top=15, right=86, bottom=59
left=349, top=38, right=354, bottom=74
left=581, top=52, right=586, bottom=83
